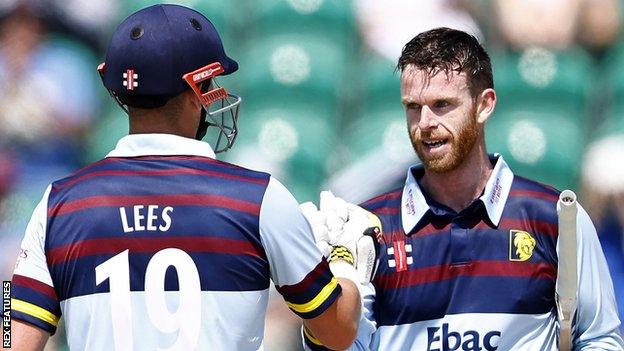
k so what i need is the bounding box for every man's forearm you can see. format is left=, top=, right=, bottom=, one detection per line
left=10, top=320, right=49, bottom=351
left=304, top=278, right=362, bottom=350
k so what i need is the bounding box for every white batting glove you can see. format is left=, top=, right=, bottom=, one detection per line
left=320, top=191, right=357, bottom=258
left=316, top=191, right=359, bottom=283
left=299, top=201, right=332, bottom=258
left=310, top=191, right=382, bottom=284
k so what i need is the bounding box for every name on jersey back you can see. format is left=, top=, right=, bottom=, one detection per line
left=119, top=205, right=173, bottom=233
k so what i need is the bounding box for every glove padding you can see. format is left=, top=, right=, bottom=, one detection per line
left=299, top=201, right=332, bottom=258
left=300, top=191, right=382, bottom=284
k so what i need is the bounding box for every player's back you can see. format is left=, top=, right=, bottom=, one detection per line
left=46, top=155, right=271, bottom=350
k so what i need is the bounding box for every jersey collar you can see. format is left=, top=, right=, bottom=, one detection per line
left=106, top=133, right=216, bottom=158
left=401, top=154, right=514, bottom=234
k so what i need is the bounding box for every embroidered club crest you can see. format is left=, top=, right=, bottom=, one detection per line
left=509, top=230, right=536, bottom=261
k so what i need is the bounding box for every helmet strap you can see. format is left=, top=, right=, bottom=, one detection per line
left=195, top=108, right=209, bottom=141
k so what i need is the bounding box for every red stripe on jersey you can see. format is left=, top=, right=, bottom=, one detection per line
left=52, top=156, right=259, bottom=192
left=383, top=222, right=451, bottom=242
left=362, top=190, right=402, bottom=207
left=48, top=194, right=261, bottom=217
left=382, top=230, right=403, bottom=243
left=374, top=207, right=400, bottom=215
left=12, top=274, right=58, bottom=300
left=46, top=236, right=266, bottom=265
left=400, top=220, right=555, bottom=239
left=375, top=260, right=556, bottom=290
left=53, top=167, right=267, bottom=190
left=509, top=189, right=559, bottom=202
left=276, top=259, right=330, bottom=295
left=497, top=218, right=558, bottom=237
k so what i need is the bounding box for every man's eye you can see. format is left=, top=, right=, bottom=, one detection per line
left=406, top=103, right=421, bottom=110
left=434, top=101, right=449, bottom=108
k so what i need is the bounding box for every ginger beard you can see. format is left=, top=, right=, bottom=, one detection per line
left=410, top=103, right=479, bottom=173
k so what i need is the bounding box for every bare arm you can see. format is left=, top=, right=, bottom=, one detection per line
left=303, top=278, right=361, bottom=350
left=259, top=179, right=363, bottom=348
left=10, top=320, right=49, bottom=351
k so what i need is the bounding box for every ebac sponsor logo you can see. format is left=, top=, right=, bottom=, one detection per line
left=427, top=323, right=500, bottom=351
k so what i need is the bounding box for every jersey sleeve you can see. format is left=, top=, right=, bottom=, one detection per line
left=570, top=205, right=624, bottom=349
left=10, top=185, right=61, bottom=334
left=259, top=177, right=341, bottom=319
left=303, top=283, right=377, bottom=351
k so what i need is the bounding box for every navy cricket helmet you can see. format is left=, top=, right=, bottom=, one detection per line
left=98, top=4, right=242, bottom=152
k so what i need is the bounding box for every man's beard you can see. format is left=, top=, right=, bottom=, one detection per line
left=410, top=107, right=479, bottom=173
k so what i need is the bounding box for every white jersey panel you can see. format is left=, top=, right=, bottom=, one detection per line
left=13, top=185, right=53, bottom=285
left=61, top=290, right=269, bottom=351
left=259, top=176, right=325, bottom=286
left=371, top=313, right=558, bottom=351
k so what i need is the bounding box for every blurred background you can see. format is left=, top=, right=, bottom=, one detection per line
left=0, top=0, right=623, bottom=349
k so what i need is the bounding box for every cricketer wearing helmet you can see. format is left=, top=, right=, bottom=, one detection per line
left=8, top=5, right=362, bottom=351
left=301, top=28, right=624, bottom=350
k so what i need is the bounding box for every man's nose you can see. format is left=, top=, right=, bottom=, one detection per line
left=418, top=105, right=438, bottom=130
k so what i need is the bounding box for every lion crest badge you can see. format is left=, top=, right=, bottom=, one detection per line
left=509, top=230, right=537, bottom=261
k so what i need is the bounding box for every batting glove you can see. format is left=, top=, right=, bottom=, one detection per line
left=346, top=203, right=382, bottom=284
left=299, top=201, right=332, bottom=258
left=301, top=191, right=382, bottom=284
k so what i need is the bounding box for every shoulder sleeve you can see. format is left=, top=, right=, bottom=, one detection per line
left=259, top=177, right=341, bottom=319
left=11, top=185, right=61, bottom=334
left=570, top=204, right=624, bottom=349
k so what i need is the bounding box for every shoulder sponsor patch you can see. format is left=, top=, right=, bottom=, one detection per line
left=509, top=230, right=536, bottom=262
left=387, top=240, right=413, bottom=272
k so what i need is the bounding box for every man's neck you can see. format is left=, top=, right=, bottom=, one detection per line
left=128, top=112, right=195, bottom=139
left=420, top=143, right=493, bottom=213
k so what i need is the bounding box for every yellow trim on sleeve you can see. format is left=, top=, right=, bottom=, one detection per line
left=303, top=326, right=324, bottom=346
left=11, top=298, right=59, bottom=326
left=286, top=277, right=338, bottom=314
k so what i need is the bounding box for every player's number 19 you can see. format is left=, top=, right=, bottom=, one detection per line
left=95, top=249, right=201, bottom=351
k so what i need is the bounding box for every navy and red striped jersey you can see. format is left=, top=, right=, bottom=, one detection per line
left=12, top=134, right=340, bottom=350
left=304, top=155, right=622, bottom=351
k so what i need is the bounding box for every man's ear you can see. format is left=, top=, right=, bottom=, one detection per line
left=476, top=88, right=496, bottom=124
left=184, top=89, right=203, bottom=111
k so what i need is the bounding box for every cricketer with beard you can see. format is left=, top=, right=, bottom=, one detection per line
left=303, top=28, right=623, bottom=351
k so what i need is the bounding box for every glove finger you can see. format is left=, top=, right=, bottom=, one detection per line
left=299, top=202, right=321, bottom=227
left=322, top=192, right=350, bottom=236
left=320, top=191, right=348, bottom=222
left=320, top=193, right=343, bottom=234
left=319, top=190, right=335, bottom=212
left=347, top=203, right=383, bottom=235
left=325, top=210, right=345, bottom=234
left=299, top=202, right=331, bottom=242
left=346, top=203, right=371, bottom=224
left=299, top=205, right=323, bottom=228
left=326, top=226, right=343, bottom=246
left=333, top=196, right=349, bottom=222
left=317, top=240, right=332, bottom=259
left=310, top=213, right=331, bottom=242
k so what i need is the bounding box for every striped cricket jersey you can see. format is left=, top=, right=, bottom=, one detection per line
left=11, top=134, right=340, bottom=350
left=304, top=155, right=623, bottom=351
